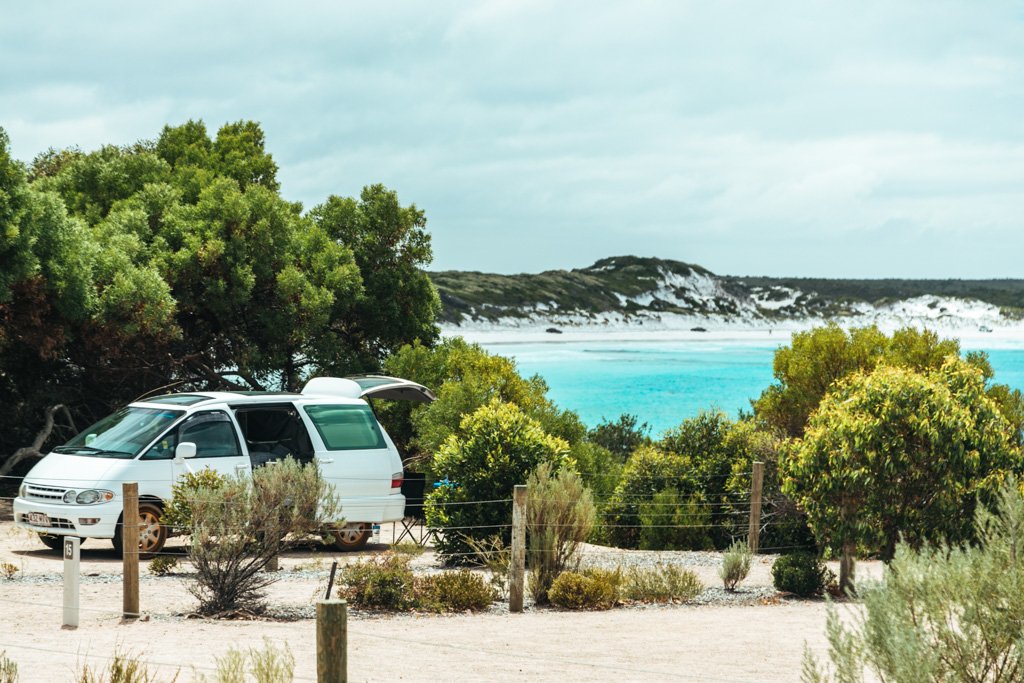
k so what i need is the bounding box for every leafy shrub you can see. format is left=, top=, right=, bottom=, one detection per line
left=209, top=639, right=295, bottom=683
left=418, top=570, right=496, bottom=612
left=805, top=480, right=1024, bottom=683
left=424, top=400, right=570, bottom=562
left=160, top=468, right=227, bottom=535
left=719, top=540, right=752, bottom=591
left=603, top=445, right=700, bottom=549
left=148, top=555, right=178, bottom=576
left=637, top=488, right=714, bottom=551
left=338, top=554, right=417, bottom=611
left=548, top=568, right=621, bottom=610
left=570, top=441, right=623, bottom=503
left=771, top=553, right=833, bottom=597
left=76, top=649, right=173, bottom=683
left=0, top=650, right=16, bottom=683
left=338, top=554, right=496, bottom=612
left=623, top=564, right=703, bottom=603
left=463, top=534, right=511, bottom=599
left=186, top=458, right=340, bottom=615
left=527, top=463, right=596, bottom=604
left=588, top=414, right=650, bottom=461
left=0, top=562, right=18, bottom=580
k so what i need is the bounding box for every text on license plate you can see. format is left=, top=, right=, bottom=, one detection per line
left=27, top=512, right=50, bottom=526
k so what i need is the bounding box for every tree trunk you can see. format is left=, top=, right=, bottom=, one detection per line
left=839, top=540, right=856, bottom=596
left=0, top=404, right=74, bottom=477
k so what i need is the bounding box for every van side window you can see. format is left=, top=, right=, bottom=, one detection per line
left=303, top=405, right=386, bottom=451
left=140, top=411, right=241, bottom=460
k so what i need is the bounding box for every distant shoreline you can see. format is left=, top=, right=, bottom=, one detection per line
left=443, top=322, right=1024, bottom=349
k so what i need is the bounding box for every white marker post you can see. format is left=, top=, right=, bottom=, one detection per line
left=63, top=536, right=80, bottom=628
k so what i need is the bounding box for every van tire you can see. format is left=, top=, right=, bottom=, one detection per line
left=329, top=523, right=371, bottom=551
left=38, top=533, right=65, bottom=552
left=112, top=502, right=167, bottom=558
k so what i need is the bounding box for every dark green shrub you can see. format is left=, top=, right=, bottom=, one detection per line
left=588, top=414, right=650, bottom=461
left=771, top=553, right=834, bottom=597
left=548, top=569, right=621, bottom=610
left=417, top=570, right=496, bottom=612
left=603, top=445, right=700, bottom=549
left=424, top=399, right=570, bottom=562
left=527, top=463, right=596, bottom=605
left=637, top=488, right=714, bottom=551
left=570, top=441, right=622, bottom=502
left=338, top=554, right=417, bottom=611
left=623, top=564, right=704, bottom=603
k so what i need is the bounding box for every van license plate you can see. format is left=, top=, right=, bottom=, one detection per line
left=27, top=512, right=50, bottom=526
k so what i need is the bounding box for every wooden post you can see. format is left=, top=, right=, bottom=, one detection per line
left=317, top=599, right=347, bottom=683
left=510, top=484, right=527, bottom=613
left=122, top=482, right=140, bottom=620
left=62, top=536, right=80, bottom=628
left=747, top=462, right=764, bottom=554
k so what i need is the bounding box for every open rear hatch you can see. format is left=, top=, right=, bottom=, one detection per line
left=301, top=375, right=436, bottom=403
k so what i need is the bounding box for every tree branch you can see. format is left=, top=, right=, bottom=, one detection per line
left=0, top=404, right=71, bottom=478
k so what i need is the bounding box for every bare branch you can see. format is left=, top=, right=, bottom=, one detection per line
left=0, top=404, right=67, bottom=478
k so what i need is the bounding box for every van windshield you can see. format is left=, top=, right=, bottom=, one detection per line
left=54, top=407, right=185, bottom=459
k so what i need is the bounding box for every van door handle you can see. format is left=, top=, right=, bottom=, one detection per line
left=235, top=464, right=249, bottom=470
left=317, top=458, right=334, bottom=465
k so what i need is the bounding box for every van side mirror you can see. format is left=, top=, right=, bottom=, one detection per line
left=175, top=442, right=197, bottom=461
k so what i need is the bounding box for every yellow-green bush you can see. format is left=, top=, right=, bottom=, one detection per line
left=548, top=569, right=621, bottom=610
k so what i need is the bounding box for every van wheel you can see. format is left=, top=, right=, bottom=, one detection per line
left=112, top=503, right=167, bottom=557
left=329, top=523, right=371, bottom=551
left=38, top=533, right=65, bottom=552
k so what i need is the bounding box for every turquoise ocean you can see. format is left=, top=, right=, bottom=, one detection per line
left=482, top=339, right=1024, bottom=435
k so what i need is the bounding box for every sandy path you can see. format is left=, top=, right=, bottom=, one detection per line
left=0, top=516, right=862, bottom=682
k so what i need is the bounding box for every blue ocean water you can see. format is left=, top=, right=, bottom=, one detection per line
left=483, top=339, right=1024, bottom=436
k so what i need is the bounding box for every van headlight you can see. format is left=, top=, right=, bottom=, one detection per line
left=70, top=489, right=114, bottom=505
left=18, top=483, right=26, bottom=498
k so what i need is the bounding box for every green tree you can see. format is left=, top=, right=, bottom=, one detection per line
left=588, top=414, right=651, bottom=461
left=805, top=480, right=1024, bottom=683
left=310, top=184, right=441, bottom=370
left=379, top=337, right=584, bottom=473
left=783, top=359, right=1019, bottom=592
left=424, top=400, right=570, bottom=561
left=755, top=324, right=965, bottom=437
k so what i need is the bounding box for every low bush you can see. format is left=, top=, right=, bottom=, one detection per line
left=464, top=534, right=511, bottom=599
left=0, top=562, right=18, bottom=580
left=148, top=556, right=178, bottom=576
left=771, top=553, right=833, bottom=597
left=185, top=458, right=340, bottom=615
left=338, top=554, right=417, bottom=611
left=548, top=568, right=621, bottom=610
left=526, top=463, right=596, bottom=605
left=0, top=650, right=16, bottom=683
left=719, top=540, right=752, bottom=591
left=418, top=570, right=495, bottom=612
left=339, top=554, right=497, bottom=612
left=76, top=649, right=174, bottom=683
left=209, top=639, right=295, bottom=683
left=623, top=564, right=704, bottom=603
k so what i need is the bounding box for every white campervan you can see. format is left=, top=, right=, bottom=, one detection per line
left=13, top=375, right=433, bottom=554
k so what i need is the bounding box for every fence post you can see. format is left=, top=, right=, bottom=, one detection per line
left=62, top=536, right=80, bottom=628
left=122, top=481, right=140, bottom=620
left=747, top=462, right=764, bottom=554
left=510, top=484, right=527, bottom=613
left=317, top=599, right=347, bottom=683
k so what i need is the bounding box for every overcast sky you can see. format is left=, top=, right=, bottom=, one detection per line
left=3, top=2, right=1023, bottom=278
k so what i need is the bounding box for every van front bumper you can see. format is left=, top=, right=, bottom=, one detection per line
left=13, top=497, right=120, bottom=539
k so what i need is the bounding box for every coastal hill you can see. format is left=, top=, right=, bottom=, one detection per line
left=430, top=256, right=1024, bottom=330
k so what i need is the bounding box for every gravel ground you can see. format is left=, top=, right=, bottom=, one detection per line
left=0, top=504, right=881, bottom=681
